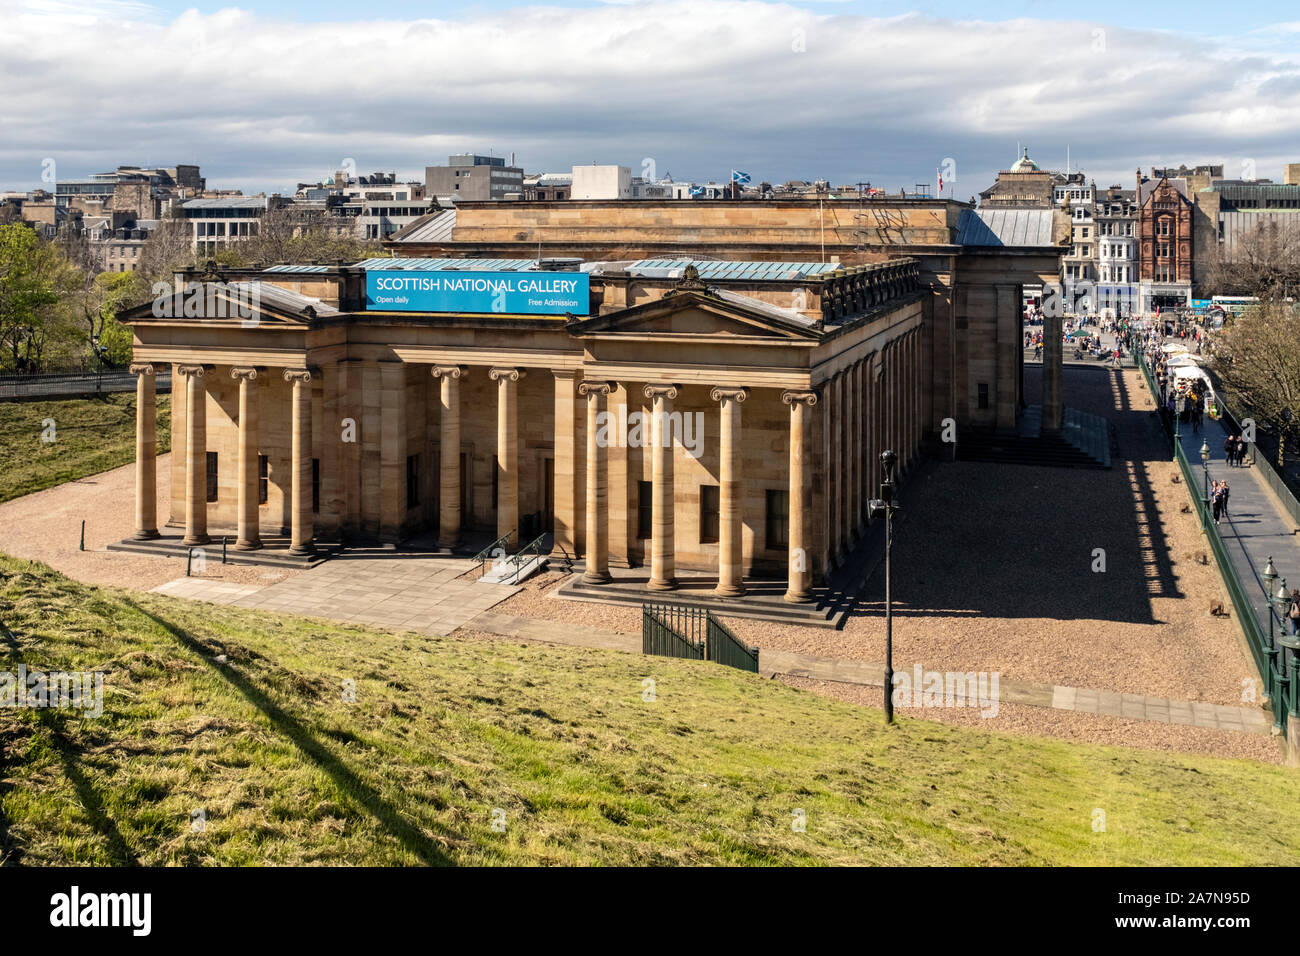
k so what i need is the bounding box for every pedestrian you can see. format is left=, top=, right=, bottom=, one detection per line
left=1221, top=481, right=1230, bottom=517
left=1224, top=435, right=1236, bottom=466
left=1289, top=589, right=1300, bottom=637
left=1236, top=436, right=1249, bottom=467
left=1212, top=481, right=1223, bottom=524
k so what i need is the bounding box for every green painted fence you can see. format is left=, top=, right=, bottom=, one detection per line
left=642, top=603, right=759, bottom=673
left=1137, top=350, right=1292, bottom=732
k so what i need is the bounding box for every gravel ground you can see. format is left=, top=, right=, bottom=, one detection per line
left=495, top=365, right=1260, bottom=711
left=0, top=453, right=296, bottom=591
left=777, top=675, right=1283, bottom=764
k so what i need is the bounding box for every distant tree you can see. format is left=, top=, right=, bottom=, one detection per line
left=136, top=214, right=195, bottom=288
left=231, top=204, right=386, bottom=267
left=0, top=223, right=62, bottom=372
left=1209, top=301, right=1300, bottom=466
left=1207, top=219, right=1300, bottom=298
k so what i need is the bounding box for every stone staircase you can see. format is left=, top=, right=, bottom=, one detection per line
left=480, top=554, right=549, bottom=585
left=559, top=574, right=849, bottom=628
left=957, top=405, right=1112, bottom=470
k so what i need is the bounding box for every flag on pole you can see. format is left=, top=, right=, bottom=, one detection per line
left=937, top=168, right=944, bottom=193
left=730, top=169, right=751, bottom=185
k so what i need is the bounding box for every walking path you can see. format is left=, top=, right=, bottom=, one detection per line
left=1194, top=413, right=1300, bottom=641
left=154, top=553, right=521, bottom=635
left=460, top=611, right=1270, bottom=734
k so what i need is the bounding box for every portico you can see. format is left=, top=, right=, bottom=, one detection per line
left=115, top=256, right=931, bottom=605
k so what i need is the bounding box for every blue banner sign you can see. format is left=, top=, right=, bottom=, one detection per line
left=365, top=269, right=589, bottom=316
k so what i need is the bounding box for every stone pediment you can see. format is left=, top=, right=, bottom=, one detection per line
left=567, top=289, right=821, bottom=340
left=118, top=281, right=336, bottom=328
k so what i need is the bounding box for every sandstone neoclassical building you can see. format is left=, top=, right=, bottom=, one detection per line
left=118, top=198, right=1064, bottom=602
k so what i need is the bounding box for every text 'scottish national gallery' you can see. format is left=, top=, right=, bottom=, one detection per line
left=118, top=198, right=1065, bottom=604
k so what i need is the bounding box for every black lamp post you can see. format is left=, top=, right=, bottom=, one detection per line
left=1173, top=393, right=1184, bottom=459
left=869, top=449, right=900, bottom=724
left=1264, top=557, right=1279, bottom=648
left=1200, top=439, right=1211, bottom=517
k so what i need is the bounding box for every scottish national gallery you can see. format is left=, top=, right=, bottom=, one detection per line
left=117, top=199, right=1063, bottom=604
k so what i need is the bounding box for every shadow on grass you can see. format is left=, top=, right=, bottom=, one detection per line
left=44, top=716, right=140, bottom=866
left=122, top=598, right=455, bottom=866
left=0, top=621, right=18, bottom=865
left=1, top=618, right=136, bottom=866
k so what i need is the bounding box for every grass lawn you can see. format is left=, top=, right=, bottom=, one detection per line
left=1, top=553, right=1298, bottom=866
left=0, top=393, right=170, bottom=505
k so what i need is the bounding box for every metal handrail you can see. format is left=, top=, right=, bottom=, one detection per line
left=473, top=529, right=515, bottom=573
left=495, top=534, right=548, bottom=583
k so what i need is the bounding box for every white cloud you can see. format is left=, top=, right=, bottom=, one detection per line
left=2, top=1, right=1300, bottom=193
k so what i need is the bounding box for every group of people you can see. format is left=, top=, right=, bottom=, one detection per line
left=1223, top=434, right=1250, bottom=467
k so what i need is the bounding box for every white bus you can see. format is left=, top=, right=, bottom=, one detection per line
left=1210, top=295, right=1260, bottom=317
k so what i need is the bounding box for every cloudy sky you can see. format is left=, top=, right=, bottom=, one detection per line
left=3, top=0, right=1300, bottom=197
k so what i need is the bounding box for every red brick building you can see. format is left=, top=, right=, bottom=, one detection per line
left=1137, top=172, right=1194, bottom=309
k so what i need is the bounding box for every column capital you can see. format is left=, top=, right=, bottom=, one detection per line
left=781, top=389, right=818, bottom=407
left=431, top=365, right=466, bottom=379
left=489, top=367, right=526, bottom=383
left=283, top=368, right=312, bottom=384
left=176, top=363, right=209, bottom=378
left=578, top=380, right=615, bottom=398
left=230, top=366, right=259, bottom=381
left=643, top=383, right=681, bottom=401
left=129, top=362, right=157, bottom=377
left=710, top=386, right=749, bottom=404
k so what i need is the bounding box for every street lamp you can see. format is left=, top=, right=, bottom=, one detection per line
left=1264, top=557, right=1279, bottom=646
left=1200, top=440, right=1211, bottom=516
left=869, top=450, right=900, bottom=725
left=1173, top=393, right=1184, bottom=459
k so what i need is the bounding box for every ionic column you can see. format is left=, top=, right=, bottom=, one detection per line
left=1043, top=311, right=1063, bottom=432
left=231, top=367, right=261, bottom=550
left=177, top=364, right=209, bottom=547
left=848, top=361, right=861, bottom=539
left=432, top=366, right=465, bottom=548
left=829, top=373, right=842, bottom=562
left=644, top=384, right=680, bottom=591
left=711, top=386, right=748, bottom=597
left=489, top=368, right=525, bottom=543
left=285, top=369, right=314, bottom=556
left=579, top=380, right=614, bottom=584
left=130, top=363, right=159, bottom=540
left=782, top=390, right=818, bottom=603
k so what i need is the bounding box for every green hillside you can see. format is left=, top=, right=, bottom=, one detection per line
left=1, top=554, right=1296, bottom=866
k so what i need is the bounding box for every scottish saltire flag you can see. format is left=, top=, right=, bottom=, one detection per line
left=689, top=186, right=705, bottom=196
left=731, top=170, right=751, bottom=185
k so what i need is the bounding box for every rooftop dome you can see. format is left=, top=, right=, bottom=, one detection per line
left=1009, top=149, right=1040, bottom=172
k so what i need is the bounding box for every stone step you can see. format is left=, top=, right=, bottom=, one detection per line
left=559, top=577, right=847, bottom=629
left=481, top=555, right=548, bottom=585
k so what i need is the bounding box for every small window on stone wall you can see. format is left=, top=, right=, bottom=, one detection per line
left=766, top=490, right=789, bottom=550
left=206, top=452, right=218, bottom=502
left=978, top=384, right=990, bottom=410
left=700, top=485, right=720, bottom=543
left=637, top=481, right=653, bottom=539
